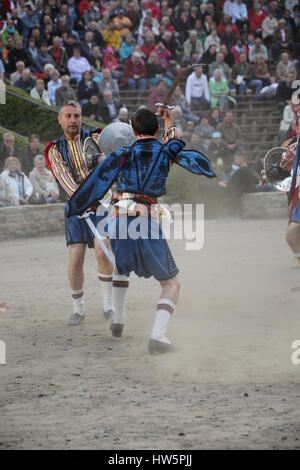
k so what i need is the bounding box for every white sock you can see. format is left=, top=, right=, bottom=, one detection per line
left=150, top=298, right=176, bottom=344
left=98, top=272, right=113, bottom=312
left=112, top=274, right=129, bottom=324
left=72, top=289, right=85, bottom=316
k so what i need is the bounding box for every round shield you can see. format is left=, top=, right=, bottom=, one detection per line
left=263, top=147, right=290, bottom=182
left=98, top=122, right=135, bottom=155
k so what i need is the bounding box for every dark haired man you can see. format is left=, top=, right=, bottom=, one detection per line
left=68, top=107, right=215, bottom=353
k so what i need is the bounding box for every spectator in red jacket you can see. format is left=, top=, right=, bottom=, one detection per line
left=218, top=15, right=240, bottom=38
left=232, top=37, right=248, bottom=64
left=121, top=52, right=147, bottom=93
left=146, top=1, right=161, bottom=21
left=249, top=1, right=266, bottom=34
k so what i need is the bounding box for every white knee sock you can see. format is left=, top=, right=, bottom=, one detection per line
left=98, top=272, right=113, bottom=312
left=72, top=289, right=85, bottom=316
left=150, top=298, right=176, bottom=344
left=112, top=274, right=129, bottom=324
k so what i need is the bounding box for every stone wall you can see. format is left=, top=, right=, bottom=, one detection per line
left=0, top=204, right=65, bottom=241
left=241, top=191, right=289, bottom=219
left=0, top=193, right=290, bottom=241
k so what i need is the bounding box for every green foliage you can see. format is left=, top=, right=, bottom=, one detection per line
left=0, top=85, right=104, bottom=142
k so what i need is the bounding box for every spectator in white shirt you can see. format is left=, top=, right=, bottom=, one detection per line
left=231, top=0, right=248, bottom=32
left=204, top=28, right=221, bottom=52
left=67, top=47, right=91, bottom=84
left=223, top=0, right=236, bottom=19
left=185, top=66, right=210, bottom=111
left=47, top=69, right=62, bottom=106
left=248, top=37, right=268, bottom=63
left=1, top=157, right=33, bottom=206
left=30, top=78, right=51, bottom=106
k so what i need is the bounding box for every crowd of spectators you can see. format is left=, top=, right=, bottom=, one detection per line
left=1, top=0, right=300, bottom=205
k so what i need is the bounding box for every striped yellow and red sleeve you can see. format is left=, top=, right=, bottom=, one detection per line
left=162, top=126, right=179, bottom=145
left=47, top=143, right=78, bottom=197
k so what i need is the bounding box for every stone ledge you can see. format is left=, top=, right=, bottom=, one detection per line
left=241, top=192, right=289, bottom=219
left=0, top=204, right=65, bottom=241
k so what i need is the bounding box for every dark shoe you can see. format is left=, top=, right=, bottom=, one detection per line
left=110, top=323, right=124, bottom=337
left=103, top=309, right=114, bottom=321
left=68, top=312, right=85, bottom=326
left=148, top=339, right=173, bottom=354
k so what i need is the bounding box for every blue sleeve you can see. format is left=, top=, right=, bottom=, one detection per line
left=164, top=139, right=216, bottom=178
left=68, top=147, right=128, bottom=217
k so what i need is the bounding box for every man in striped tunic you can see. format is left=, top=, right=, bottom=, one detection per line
left=44, top=101, right=114, bottom=326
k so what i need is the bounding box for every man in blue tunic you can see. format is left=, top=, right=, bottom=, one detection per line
left=68, top=107, right=215, bottom=353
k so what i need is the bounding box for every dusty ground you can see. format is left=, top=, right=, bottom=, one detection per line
left=0, top=217, right=300, bottom=450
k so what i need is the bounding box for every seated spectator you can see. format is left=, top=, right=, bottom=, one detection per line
left=25, top=38, right=40, bottom=72
left=103, top=22, right=121, bottom=52
left=276, top=52, right=296, bottom=82
left=204, top=27, right=221, bottom=52
left=90, top=45, right=103, bottom=76
left=98, top=68, right=119, bottom=98
left=48, top=36, right=68, bottom=75
left=1, top=156, right=33, bottom=205
left=209, top=107, right=223, bottom=128
left=80, top=31, right=96, bottom=64
left=29, top=155, right=59, bottom=204
left=30, top=79, right=51, bottom=106
left=13, top=68, right=36, bottom=93
left=127, top=1, right=141, bottom=31
left=141, top=33, right=156, bottom=60
left=113, top=8, right=132, bottom=38
left=209, top=69, right=233, bottom=110
left=175, top=10, right=191, bottom=44
left=262, top=9, right=278, bottom=48
left=21, top=5, right=39, bottom=46
left=89, top=21, right=105, bottom=51
left=7, top=37, right=30, bottom=74
left=117, top=107, right=129, bottom=124
left=170, top=106, right=188, bottom=138
left=185, top=65, right=210, bottom=111
left=183, top=30, right=203, bottom=66
left=120, top=34, right=136, bottom=63
left=231, top=37, right=248, bottom=64
left=171, top=86, right=200, bottom=124
left=208, top=131, right=231, bottom=167
left=47, top=69, right=62, bottom=106
left=201, top=44, right=217, bottom=66
left=249, top=1, right=266, bottom=35
left=220, top=43, right=235, bottom=69
left=276, top=72, right=295, bottom=112
left=231, top=0, right=248, bottom=32
left=272, top=19, right=293, bottom=64
left=35, top=41, right=56, bottom=72
left=194, top=114, right=215, bottom=151
left=216, top=111, right=241, bottom=153
left=10, top=60, right=25, bottom=84
left=103, top=46, right=121, bottom=79
left=19, top=134, right=40, bottom=176
left=162, top=31, right=181, bottom=62
left=0, top=174, right=13, bottom=207
left=253, top=55, right=271, bottom=87
left=84, top=1, right=101, bottom=27
left=209, top=52, right=231, bottom=82
left=1, top=18, right=20, bottom=47
left=98, top=89, right=123, bottom=124
left=121, top=52, right=147, bottom=94
left=78, top=71, right=99, bottom=106
left=55, top=74, right=77, bottom=107
left=218, top=14, right=240, bottom=38
left=146, top=52, right=172, bottom=88
left=248, top=36, right=268, bottom=64
left=1, top=36, right=15, bottom=64
left=67, top=47, right=91, bottom=84
left=220, top=24, right=237, bottom=52
left=280, top=102, right=295, bottom=141
left=231, top=52, right=262, bottom=99
left=148, top=79, right=168, bottom=111
left=223, top=0, right=236, bottom=19
left=153, top=41, right=171, bottom=70
left=0, top=133, right=19, bottom=171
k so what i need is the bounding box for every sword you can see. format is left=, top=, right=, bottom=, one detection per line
left=79, top=212, right=115, bottom=265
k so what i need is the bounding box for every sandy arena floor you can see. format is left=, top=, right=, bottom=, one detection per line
left=0, top=217, right=300, bottom=449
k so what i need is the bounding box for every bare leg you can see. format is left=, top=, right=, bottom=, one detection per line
left=67, top=243, right=86, bottom=325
